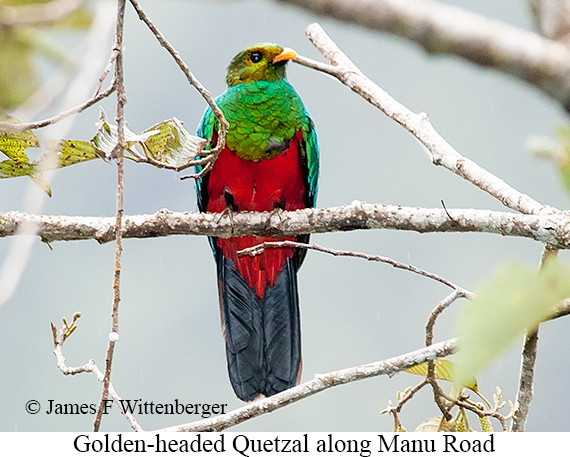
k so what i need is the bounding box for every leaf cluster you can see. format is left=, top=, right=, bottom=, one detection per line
left=0, top=109, right=205, bottom=195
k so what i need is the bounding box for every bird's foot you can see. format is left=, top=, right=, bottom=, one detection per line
left=215, top=207, right=236, bottom=235
left=264, top=207, right=284, bottom=236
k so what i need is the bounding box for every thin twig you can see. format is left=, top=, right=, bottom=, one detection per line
left=547, top=298, right=570, bottom=321
left=425, top=290, right=464, bottom=347
left=439, top=391, right=508, bottom=432
left=395, top=379, right=429, bottom=413
left=426, top=366, right=453, bottom=421
left=93, top=0, right=127, bottom=432
left=0, top=82, right=116, bottom=132
left=423, top=290, right=469, bottom=422
left=94, top=51, right=119, bottom=97
left=238, top=240, right=474, bottom=296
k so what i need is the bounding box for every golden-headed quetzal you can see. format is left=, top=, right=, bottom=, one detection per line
left=196, top=43, right=319, bottom=401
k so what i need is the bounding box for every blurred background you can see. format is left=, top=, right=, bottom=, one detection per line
left=1, top=0, right=569, bottom=432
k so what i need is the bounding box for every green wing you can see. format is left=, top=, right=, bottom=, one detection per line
left=302, top=112, right=319, bottom=208
left=195, top=105, right=216, bottom=213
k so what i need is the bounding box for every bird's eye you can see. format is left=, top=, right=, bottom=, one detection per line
left=250, top=51, right=263, bottom=63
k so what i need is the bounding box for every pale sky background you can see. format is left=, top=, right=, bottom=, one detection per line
left=1, top=0, right=570, bottom=431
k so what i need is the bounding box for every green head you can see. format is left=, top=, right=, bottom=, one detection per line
left=225, top=43, right=297, bottom=87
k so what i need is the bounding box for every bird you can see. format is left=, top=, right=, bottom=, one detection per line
left=195, top=43, right=319, bottom=401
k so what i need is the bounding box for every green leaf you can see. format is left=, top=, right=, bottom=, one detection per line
left=29, top=170, right=51, bottom=197
left=0, top=158, right=36, bottom=177
left=139, top=118, right=205, bottom=167
left=0, top=159, right=51, bottom=196
left=0, top=119, right=99, bottom=196
left=93, top=108, right=205, bottom=167
left=0, top=115, right=51, bottom=194
left=405, top=359, right=478, bottom=391
left=0, top=116, right=40, bottom=162
left=45, top=139, right=102, bottom=167
left=0, top=108, right=205, bottom=195
left=91, top=108, right=140, bottom=160
left=454, top=259, right=570, bottom=388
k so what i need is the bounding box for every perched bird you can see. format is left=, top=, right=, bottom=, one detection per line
left=196, top=43, right=319, bottom=401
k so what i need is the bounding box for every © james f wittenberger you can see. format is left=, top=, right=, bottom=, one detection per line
left=27, top=399, right=227, bottom=418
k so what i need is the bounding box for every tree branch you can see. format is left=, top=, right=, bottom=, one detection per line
left=93, top=0, right=127, bottom=432
left=0, top=81, right=116, bottom=132
left=153, top=338, right=457, bottom=432
left=424, top=291, right=464, bottom=422
left=2, top=203, right=569, bottom=246
left=512, top=245, right=559, bottom=431
left=281, top=0, right=570, bottom=110
left=529, top=0, right=570, bottom=44
left=425, top=290, right=464, bottom=347
left=296, top=23, right=554, bottom=216
left=238, top=240, right=474, bottom=296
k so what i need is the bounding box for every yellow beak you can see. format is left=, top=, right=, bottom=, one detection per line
left=273, top=47, right=297, bottom=63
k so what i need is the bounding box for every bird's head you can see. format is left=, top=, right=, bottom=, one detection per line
left=225, top=43, right=297, bottom=87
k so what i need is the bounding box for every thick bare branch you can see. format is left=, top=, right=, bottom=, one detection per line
left=154, top=338, right=457, bottom=432
left=281, top=0, right=570, bottom=110
left=2, top=203, right=570, bottom=246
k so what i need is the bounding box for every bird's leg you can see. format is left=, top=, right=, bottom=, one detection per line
left=264, top=199, right=286, bottom=236
left=215, top=189, right=238, bottom=235
left=214, top=207, right=236, bottom=235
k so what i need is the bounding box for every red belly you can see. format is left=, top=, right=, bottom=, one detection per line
left=206, top=131, right=306, bottom=298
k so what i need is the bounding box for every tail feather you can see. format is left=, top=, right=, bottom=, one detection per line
left=216, top=248, right=301, bottom=401
left=262, top=259, right=301, bottom=396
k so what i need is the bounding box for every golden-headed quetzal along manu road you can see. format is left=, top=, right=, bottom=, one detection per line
left=196, top=43, right=319, bottom=401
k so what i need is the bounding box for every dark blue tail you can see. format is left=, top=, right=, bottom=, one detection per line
left=216, top=249, right=301, bottom=401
